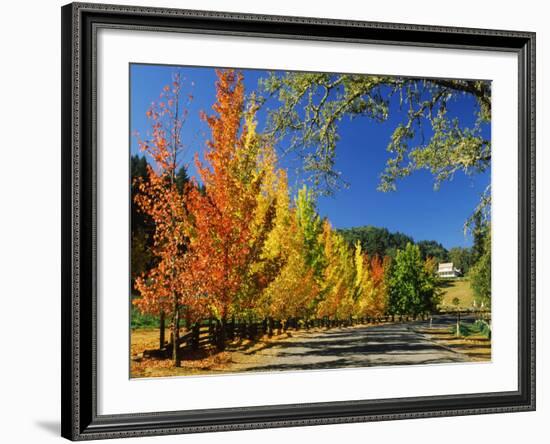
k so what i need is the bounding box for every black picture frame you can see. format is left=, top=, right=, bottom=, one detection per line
left=61, top=2, right=536, bottom=440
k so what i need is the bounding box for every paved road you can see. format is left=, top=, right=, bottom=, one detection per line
left=227, top=318, right=468, bottom=373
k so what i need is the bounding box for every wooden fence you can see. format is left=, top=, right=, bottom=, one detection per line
left=155, top=315, right=399, bottom=355
left=144, top=310, right=491, bottom=358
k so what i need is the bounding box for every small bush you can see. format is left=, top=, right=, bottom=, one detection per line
left=450, top=320, right=491, bottom=339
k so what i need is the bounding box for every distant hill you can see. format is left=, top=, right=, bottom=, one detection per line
left=337, top=225, right=449, bottom=262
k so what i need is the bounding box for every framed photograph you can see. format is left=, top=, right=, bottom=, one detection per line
left=61, top=2, right=536, bottom=440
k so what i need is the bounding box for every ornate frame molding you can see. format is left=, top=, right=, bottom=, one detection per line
left=61, top=2, right=535, bottom=440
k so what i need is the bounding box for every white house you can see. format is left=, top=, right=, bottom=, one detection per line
left=437, top=262, right=461, bottom=278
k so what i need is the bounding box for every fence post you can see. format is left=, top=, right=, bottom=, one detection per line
left=191, top=323, right=199, bottom=351
left=235, top=319, right=241, bottom=340
left=248, top=320, right=256, bottom=341
left=219, top=318, right=228, bottom=350
left=208, top=319, right=215, bottom=348
left=228, top=316, right=235, bottom=341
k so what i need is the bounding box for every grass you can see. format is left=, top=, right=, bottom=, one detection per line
left=130, top=327, right=234, bottom=377
left=451, top=320, right=491, bottom=339
left=131, top=304, right=217, bottom=330
left=131, top=306, right=161, bottom=329
left=415, top=322, right=491, bottom=362
left=438, top=278, right=475, bottom=310
left=130, top=326, right=292, bottom=378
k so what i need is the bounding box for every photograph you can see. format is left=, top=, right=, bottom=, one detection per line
left=129, top=64, right=492, bottom=378
left=56, top=1, right=536, bottom=440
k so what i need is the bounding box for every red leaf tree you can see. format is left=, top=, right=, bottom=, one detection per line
left=133, top=73, right=199, bottom=366
left=184, top=70, right=259, bottom=347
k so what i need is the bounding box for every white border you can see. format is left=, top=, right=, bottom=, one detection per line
left=97, top=28, right=518, bottom=415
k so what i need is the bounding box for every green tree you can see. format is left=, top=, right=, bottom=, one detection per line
left=388, top=243, right=440, bottom=317
left=338, top=225, right=413, bottom=259
left=449, top=246, right=473, bottom=274
left=417, top=240, right=449, bottom=263
left=130, top=155, right=155, bottom=290
left=295, top=186, right=325, bottom=278
left=471, top=211, right=490, bottom=262
left=338, top=225, right=449, bottom=262
left=175, top=165, right=189, bottom=193
left=469, top=228, right=491, bottom=308
left=259, top=73, right=490, bottom=198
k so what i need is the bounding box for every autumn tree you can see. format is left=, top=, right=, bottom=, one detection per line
left=184, top=69, right=273, bottom=348
left=230, top=108, right=281, bottom=319
left=258, top=172, right=318, bottom=321
left=132, top=72, right=195, bottom=366
left=262, top=218, right=319, bottom=322
left=353, top=245, right=391, bottom=321
left=317, top=220, right=354, bottom=320
left=370, top=255, right=391, bottom=318
left=353, top=242, right=374, bottom=319
left=294, top=186, right=326, bottom=315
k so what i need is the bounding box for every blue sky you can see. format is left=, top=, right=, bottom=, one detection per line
left=130, top=64, right=490, bottom=249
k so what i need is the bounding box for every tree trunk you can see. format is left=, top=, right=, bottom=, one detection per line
left=159, top=311, right=165, bottom=350
left=172, top=305, right=180, bottom=367
left=229, top=316, right=235, bottom=341
left=218, top=317, right=227, bottom=350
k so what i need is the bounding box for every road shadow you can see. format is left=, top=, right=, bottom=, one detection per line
left=242, top=356, right=463, bottom=373
left=235, top=322, right=469, bottom=372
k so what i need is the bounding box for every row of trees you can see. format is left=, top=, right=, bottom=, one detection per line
left=259, top=70, right=492, bottom=308
left=338, top=225, right=481, bottom=276
left=338, top=226, right=450, bottom=263
left=132, top=70, right=441, bottom=366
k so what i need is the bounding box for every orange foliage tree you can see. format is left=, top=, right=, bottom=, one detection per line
left=184, top=70, right=267, bottom=347
left=133, top=72, right=200, bottom=366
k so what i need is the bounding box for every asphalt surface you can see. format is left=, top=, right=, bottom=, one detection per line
left=227, top=316, right=470, bottom=373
